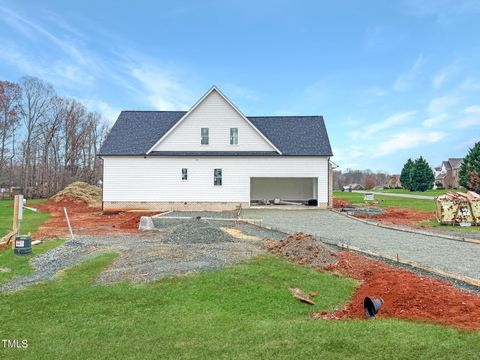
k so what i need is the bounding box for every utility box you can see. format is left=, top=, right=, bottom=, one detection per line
left=14, top=235, right=32, bottom=255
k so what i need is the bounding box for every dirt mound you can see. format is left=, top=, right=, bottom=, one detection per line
left=50, top=181, right=101, bottom=207
left=355, top=207, right=434, bottom=226
left=313, top=251, right=480, bottom=330
left=266, top=232, right=337, bottom=268
left=333, top=198, right=350, bottom=208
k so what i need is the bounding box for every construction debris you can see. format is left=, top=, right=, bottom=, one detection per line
left=289, top=288, right=315, bottom=305
left=435, top=191, right=480, bottom=225
left=50, top=181, right=102, bottom=207
left=266, top=232, right=337, bottom=269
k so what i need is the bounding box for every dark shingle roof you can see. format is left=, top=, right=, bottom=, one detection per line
left=99, top=111, right=332, bottom=156
left=248, top=116, right=332, bottom=156
left=448, top=158, right=463, bottom=169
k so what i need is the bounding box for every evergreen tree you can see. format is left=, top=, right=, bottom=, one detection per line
left=459, top=141, right=480, bottom=192
left=400, top=158, right=414, bottom=190
left=410, top=156, right=435, bottom=191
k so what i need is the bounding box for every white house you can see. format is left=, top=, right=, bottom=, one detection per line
left=98, top=86, right=333, bottom=211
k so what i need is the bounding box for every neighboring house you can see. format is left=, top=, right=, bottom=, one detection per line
left=342, top=183, right=364, bottom=191
left=98, top=86, right=333, bottom=211
left=385, top=175, right=401, bottom=189
left=433, top=158, right=464, bottom=189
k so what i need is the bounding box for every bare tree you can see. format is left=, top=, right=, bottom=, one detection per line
left=0, top=81, right=22, bottom=185
left=20, top=76, right=55, bottom=196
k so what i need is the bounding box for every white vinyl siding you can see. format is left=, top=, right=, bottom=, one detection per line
left=152, top=90, right=275, bottom=152
left=103, top=156, right=329, bottom=204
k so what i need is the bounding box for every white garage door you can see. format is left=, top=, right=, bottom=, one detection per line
left=250, top=177, right=317, bottom=201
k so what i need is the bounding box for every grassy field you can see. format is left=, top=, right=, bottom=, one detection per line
left=374, top=189, right=448, bottom=196
left=0, top=199, right=50, bottom=237
left=334, top=191, right=435, bottom=213
left=0, top=239, right=64, bottom=285
left=0, top=253, right=479, bottom=359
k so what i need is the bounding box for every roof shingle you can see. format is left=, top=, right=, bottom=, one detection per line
left=99, top=111, right=333, bottom=157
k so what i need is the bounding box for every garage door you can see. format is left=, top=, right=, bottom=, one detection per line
left=250, top=177, right=317, bottom=202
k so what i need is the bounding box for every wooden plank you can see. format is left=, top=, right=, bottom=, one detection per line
left=289, top=288, right=315, bottom=305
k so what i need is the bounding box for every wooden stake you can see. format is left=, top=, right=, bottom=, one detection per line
left=11, top=195, right=20, bottom=249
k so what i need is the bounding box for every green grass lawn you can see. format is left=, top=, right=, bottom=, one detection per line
left=0, top=253, right=478, bottom=359
left=374, top=189, right=449, bottom=196
left=0, top=199, right=50, bottom=237
left=0, top=239, right=64, bottom=285
left=334, top=191, right=435, bottom=213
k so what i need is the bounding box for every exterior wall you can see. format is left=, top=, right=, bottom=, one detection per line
left=102, top=156, right=329, bottom=209
left=250, top=178, right=316, bottom=200
left=152, top=90, right=274, bottom=152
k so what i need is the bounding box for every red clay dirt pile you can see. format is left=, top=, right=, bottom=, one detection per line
left=354, top=207, right=434, bottom=226
left=33, top=182, right=158, bottom=239
left=332, top=198, right=350, bottom=208
left=266, top=232, right=337, bottom=269
left=267, top=233, right=480, bottom=330
left=314, top=251, right=480, bottom=330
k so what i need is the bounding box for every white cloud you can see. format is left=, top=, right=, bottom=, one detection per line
left=460, top=78, right=480, bottom=91
left=422, top=113, right=449, bottom=127
left=427, top=95, right=458, bottom=115
left=82, top=99, right=121, bottom=125
left=365, top=111, right=417, bottom=135
left=374, top=130, right=445, bottom=157
left=393, top=54, right=424, bottom=91
left=128, top=64, right=191, bottom=110
left=432, top=62, right=460, bottom=89
left=454, top=105, right=480, bottom=128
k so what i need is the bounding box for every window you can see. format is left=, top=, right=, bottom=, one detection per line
left=201, top=128, right=209, bottom=145
left=230, top=128, right=238, bottom=145
left=214, top=168, right=222, bottom=186
left=182, top=168, right=188, bottom=181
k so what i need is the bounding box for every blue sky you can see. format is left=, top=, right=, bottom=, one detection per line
left=0, top=0, right=479, bottom=173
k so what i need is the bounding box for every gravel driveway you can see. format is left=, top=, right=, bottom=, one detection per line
left=241, top=209, right=480, bottom=281
left=0, top=218, right=284, bottom=292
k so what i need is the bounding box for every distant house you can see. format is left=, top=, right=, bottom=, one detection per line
left=433, top=158, right=463, bottom=189
left=385, top=175, right=401, bottom=189
left=342, top=183, right=364, bottom=191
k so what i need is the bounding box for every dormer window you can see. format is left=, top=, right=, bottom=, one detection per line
left=201, top=128, right=209, bottom=145
left=230, top=128, right=238, bottom=145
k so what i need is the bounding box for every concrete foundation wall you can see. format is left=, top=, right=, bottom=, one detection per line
left=103, top=201, right=249, bottom=212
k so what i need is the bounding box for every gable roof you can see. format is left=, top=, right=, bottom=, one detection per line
left=99, top=111, right=333, bottom=157
left=146, top=86, right=280, bottom=154
left=448, top=158, right=463, bottom=169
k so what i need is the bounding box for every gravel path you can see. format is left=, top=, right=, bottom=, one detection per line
left=0, top=219, right=281, bottom=292
left=241, top=209, right=480, bottom=281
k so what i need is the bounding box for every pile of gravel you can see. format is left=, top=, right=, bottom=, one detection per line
left=266, top=232, right=337, bottom=269
left=0, top=239, right=102, bottom=292
left=159, top=219, right=237, bottom=244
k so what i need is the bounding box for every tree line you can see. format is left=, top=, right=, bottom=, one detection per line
left=333, top=169, right=391, bottom=190
left=0, top=76, right=108, bottom=198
